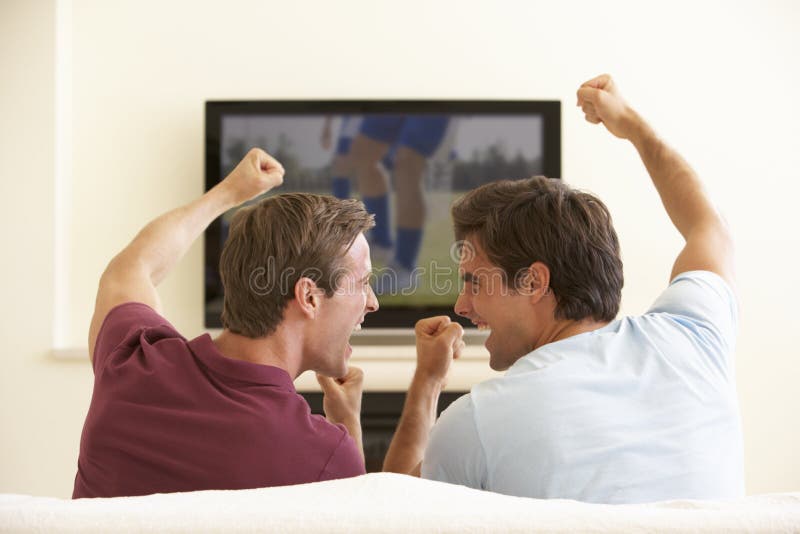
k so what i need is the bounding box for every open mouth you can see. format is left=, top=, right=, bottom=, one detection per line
left=473, top=321, right=491, bottom=331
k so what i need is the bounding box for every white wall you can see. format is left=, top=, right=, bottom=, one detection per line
left=2, top=0, right=798, bottom=497
left=0, top=0, right=93, bottom=499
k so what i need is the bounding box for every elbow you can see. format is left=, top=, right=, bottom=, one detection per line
left=101, top=254, right=148, bottom=284
left=696, top=214, right=735, bottom=253
left=701, top=217, right=737, bottom=286
left=715, top=216, right=735, bottom=256
left=100, top=253, right=126, bottom=282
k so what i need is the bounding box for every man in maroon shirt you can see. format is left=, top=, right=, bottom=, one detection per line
left=73, top=148, right=378, bottom=498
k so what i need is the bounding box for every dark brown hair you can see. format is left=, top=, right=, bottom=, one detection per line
left=220, top=193, right=375, bottom=337
left=452, top=176, right=623, bottom=322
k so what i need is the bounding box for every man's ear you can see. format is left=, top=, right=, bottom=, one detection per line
left=519, top=262, right=552, bottom=304
left=294, top=277, right=323, bottom=319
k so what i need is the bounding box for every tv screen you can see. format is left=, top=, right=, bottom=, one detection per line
left=205, top=101, right=561, bottom=329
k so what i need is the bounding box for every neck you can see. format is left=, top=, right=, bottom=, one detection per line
left=534, top=317, right=610, bottom=351
left=212, top=328, right=304, bottom=379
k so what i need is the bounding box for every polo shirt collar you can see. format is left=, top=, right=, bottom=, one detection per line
left=187, top=333, right=296, bottom=391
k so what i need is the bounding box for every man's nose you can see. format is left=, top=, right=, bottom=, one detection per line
left=454, top=291, right=471, bottom=318
left=366, top=285, right=379, bottom=313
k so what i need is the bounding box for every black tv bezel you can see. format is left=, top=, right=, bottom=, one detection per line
left=205, top=100, right=561, bottom=329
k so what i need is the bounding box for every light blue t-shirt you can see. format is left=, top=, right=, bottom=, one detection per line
left=421, top=271, right=743, bottom=503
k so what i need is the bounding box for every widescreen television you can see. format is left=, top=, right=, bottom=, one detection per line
left=205, top=101, right=561, bottom=330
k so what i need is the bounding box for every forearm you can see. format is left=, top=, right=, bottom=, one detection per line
left=383, top=374, right=442, bottom=475
left=339, top=416, right=364, bottom=465
left=627, top=113, right=725, bottom=240
left=107, top=183, right=236, bottom=285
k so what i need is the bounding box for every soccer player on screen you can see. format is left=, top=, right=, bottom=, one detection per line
left=320, top=115, right=363, bottom=199
left=349, top=115, right=457, bottom=293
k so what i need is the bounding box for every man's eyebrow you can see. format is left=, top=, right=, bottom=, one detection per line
left=461, top=272, right=477, bottom=283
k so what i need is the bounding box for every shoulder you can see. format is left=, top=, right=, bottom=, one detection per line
left=425, top=394, right=477, bottom=449
left=93, top=302, right=183, bottom=373
left=422, top=393, right=486, bottom=488
left=655, top=270, right=737, bottom=311
left=315, top=418, right=366, bottom=481
left=98, top=301, right=173, bottom=332
left=648, top=270, right=737, bottom=320
left=437, top=393, right=478, bottom=432
left=300, top=407, right=360, bottom=459
left=644, top=270, right=739, bottom=354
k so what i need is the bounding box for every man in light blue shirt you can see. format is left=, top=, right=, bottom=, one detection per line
left=383, top=74, right=744, bottom=503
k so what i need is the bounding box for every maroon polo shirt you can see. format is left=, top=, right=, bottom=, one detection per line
left=73, top=302, right=364, bottom=498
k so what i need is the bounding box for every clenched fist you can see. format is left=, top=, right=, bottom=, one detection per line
left=414, top=316, right=465, bottom=388
left=221, top=148, right=285, bottom=206
left=576, top=74, right=639, bottom=140
left=316, top=366, right=364, bottom=426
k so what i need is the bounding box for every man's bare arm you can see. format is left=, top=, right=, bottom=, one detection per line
left=577, top=75, right=736, bottom=291
left=382, top=375, right=441, bottom=475
left=628, top=118, right=735, bottom=287
left=88, top=148, right=284, bottom=360
left=382, top=317, right=464, bottom=475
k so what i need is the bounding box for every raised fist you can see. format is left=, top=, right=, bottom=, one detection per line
left=576, top=74, right=638, bottom=140
left=316, top=366, right=364, bottom=425
left=222, top=148, right=285, bottom=206
left=414, top=316, right=465, bottom=388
